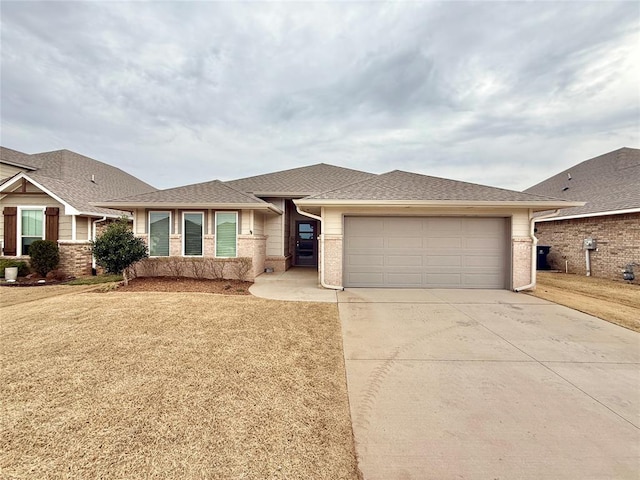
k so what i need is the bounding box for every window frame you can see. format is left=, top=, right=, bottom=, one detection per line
left=17, top=206, right=45, bottom=256
left=215, top=211, right=238, bottom=258
left=182, top=211, right=204, bottom=257
left=148, top=210, right=171, bottom=257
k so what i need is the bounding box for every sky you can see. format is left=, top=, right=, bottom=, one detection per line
left=1, top=1, right=639, bottom=191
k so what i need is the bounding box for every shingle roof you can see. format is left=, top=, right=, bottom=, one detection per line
left=100, top=179, right=273, bottom=208
left=1, top=147, right=38, bottom=179
left=1, top=148, right=157, bottom=216
left=225, top=163, right=376, bottom=196
left=301, top=170, right=570, bottom=204
left=524, top=147, right=640, bottom=218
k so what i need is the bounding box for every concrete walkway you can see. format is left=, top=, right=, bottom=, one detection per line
left=249, top=267, right=338, bottom=303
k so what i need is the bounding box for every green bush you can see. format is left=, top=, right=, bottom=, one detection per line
left=0, top=259, right=30, bottom=278
left=28, top=240, right=60, bottom=277
left=92, top=218, right=148, bottom=282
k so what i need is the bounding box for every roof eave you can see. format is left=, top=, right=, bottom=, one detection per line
left=535, top=207, right=640, bottom=222
left=92, top=202, right=284, bottom=215
left=294, top=199, right=585, bottom=210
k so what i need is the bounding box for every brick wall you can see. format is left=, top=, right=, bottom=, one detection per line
left=534, top=212, right=640, bottom=284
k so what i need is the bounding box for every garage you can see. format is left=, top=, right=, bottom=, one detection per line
left=343, top=216, right=510, bottom=288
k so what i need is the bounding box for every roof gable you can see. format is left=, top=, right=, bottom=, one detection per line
left=525, top=147, right=640, bottom=218
left=1, top=147, right=157, bottom=217
left=225, top=163, right=376, bottom=196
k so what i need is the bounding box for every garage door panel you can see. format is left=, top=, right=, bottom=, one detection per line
left=427, top=237, right=463, bottom=248
left=344, top=217, right=509, bottom=289
left=347, top=254, right=384, bottom=266
left=387, top=255, right=423, bottom=267
left=388, top=237, right=423, bottom=248
left=386, top=273, right=423, bottom=286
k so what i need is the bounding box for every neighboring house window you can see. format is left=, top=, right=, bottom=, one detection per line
left=19, top=207, right=44, bottom=256
left=149, top=211, right=170, bottom=256
left=183, top=212, right=203, bottom=256
left=215, top=212, right=237, bottom=258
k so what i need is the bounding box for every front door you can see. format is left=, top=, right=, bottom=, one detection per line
left=295, top=221, right=317, bottom=267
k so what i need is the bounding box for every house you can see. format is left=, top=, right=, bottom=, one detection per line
left=0, top=147, right=156, bottom=276
left=98, top=163, right=580, bottom=290
left=524, top=147, right=640, bottom=283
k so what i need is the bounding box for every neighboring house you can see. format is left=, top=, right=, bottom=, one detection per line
left=525, top=147, right=640, bottom=283
left=98, top=164, right=579, bottom=290
left=0, top=147, right=156, bottom=276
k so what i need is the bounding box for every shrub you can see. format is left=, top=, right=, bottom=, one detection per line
left=92, top=218, right=148, bottom=285
left=232, top=257, right=253, bottom=281
left=0, top=259, right=30, bottom=278
left=28, top=240, right=60, bottom=277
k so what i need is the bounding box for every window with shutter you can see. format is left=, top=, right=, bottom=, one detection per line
left=215, top=212, right=237, bottom=258
left=19, top=208, right=44, bottom=256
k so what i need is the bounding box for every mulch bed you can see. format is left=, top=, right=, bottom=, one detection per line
left=117, top=276, right=253, bottom=295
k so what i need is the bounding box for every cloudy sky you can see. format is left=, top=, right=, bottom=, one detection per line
left=1, top=1, right=638, bottom=191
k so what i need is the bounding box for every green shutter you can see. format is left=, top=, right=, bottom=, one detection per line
left=216, top=212, right=237, bottom=258
left=149, top=212, right=170, bottom=256
left=184, top=213, right=203, bottom=256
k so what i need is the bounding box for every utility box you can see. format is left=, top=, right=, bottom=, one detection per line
left=583, top=238, right=597, bottom=250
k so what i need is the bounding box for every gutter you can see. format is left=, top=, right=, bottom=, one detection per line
left=514, top=209, right=559, bottom=292
left=295, top=205, right=344, bottom=291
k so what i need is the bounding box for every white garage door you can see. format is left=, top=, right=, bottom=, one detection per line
left=344, top=217, right=509, bottom=288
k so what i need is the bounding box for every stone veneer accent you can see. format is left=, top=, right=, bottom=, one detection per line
left=58, top=241, right=93, bottom=277
left=321, top=234, right=343, bottom=287
left=534, top=212, right=639, bottom=284
left=512, top=237, right=533, bottom=289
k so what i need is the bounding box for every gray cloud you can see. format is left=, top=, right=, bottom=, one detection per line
left=1, top=1, right=638, bottom=191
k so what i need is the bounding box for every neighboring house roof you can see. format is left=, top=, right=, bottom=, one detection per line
left=297, top=170, right=580, bottom=209
left=225, top=163, right=376, bottom=196
left=98, top=179, right=282, bottom=213
left=0, top=148, right=157, bottom=217
left=0, top=146, right=38, bottom=180
left=524, top=147, right=640, bottom=220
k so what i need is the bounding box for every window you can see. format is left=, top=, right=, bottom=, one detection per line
left=183, top=212, right=203, bottom=256
left=149, top=211, right=170, bottom=256
left=215, top=212, right=237, bottom=258
left=19, top=208, right=44, bottom=256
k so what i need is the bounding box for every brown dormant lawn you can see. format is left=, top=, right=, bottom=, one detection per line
left=529, top=272, right=640, bottom=332
left=0, top=287, right=361, bottom=479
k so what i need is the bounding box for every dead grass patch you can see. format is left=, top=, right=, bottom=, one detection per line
left=0, top=292, right=360, bottom=479
left=529, top=272, right=640, bottom=332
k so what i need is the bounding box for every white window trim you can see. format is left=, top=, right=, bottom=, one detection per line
left=215, top=211, right=238, bottom=258
left=182, top=211, right=204, bottom=257
left=148, top=210, right=171, bottom=257
left=17, top=206, right=46, bottom=256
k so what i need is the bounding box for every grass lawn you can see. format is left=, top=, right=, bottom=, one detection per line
left=530, top=272, right=640, bottom=332
left=0, top=288, right=360, bottom=479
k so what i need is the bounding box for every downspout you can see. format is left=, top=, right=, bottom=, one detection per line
left=514, top=209, right=559, bottom=292
left=295, top=204, right=344, bottom=291
left=91, top=216, right=107, bottom=273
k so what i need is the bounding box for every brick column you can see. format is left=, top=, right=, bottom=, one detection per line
left=512, top=237, right=533, bottom=289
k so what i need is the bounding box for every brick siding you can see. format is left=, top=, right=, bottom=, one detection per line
left=534, top=212, right=640, bottom=284
left=58, top=241, right=93, bottom=277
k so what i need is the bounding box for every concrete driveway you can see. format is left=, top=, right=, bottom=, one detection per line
left=338, top=289, right=640, bottom=480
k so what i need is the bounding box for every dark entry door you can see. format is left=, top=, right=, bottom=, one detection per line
left=295, top=221, right=317, bottom=267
